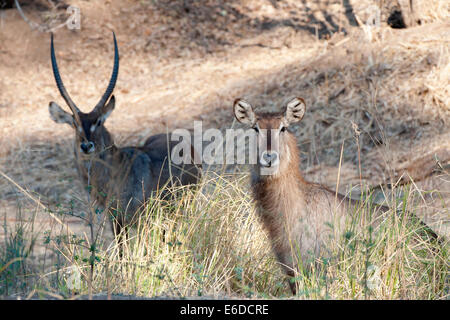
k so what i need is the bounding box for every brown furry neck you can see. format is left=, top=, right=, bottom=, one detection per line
left=251, top=131, right=307, bottom=219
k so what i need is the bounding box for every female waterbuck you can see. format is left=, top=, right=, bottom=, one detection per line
left=233, top=97, right=438, bottom=294
left=48, top=33, right=201, bottom=252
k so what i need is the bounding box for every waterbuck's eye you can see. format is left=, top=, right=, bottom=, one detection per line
left=280, top=127, right=287, bottom=132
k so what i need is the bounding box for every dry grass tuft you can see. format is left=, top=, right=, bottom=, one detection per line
left=2, top=171, right=447, bottom=299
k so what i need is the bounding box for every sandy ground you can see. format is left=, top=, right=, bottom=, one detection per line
left=0, top=0, right=449, bottom=263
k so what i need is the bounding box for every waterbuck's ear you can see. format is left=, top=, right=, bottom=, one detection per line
left=97, top=95, right=116, bottom=123
left=284, top=97, right=306, bottom=125
left=233, top=99, right=256, bottom=127
left=49, top=101, right=74, bottom=126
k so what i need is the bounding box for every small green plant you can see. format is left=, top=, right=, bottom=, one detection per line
left=0, top=209, right=38, bottom=296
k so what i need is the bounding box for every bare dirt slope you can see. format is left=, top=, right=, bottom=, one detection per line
left=0, top=0, right=449, bottom=257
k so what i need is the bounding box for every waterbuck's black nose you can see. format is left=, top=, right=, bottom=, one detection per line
left=80, top=141, right=95, bottom=154
left=260, top=151, right=279, bottom=167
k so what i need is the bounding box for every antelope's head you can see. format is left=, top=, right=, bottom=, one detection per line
left=233, top=97, right=306, bottom=175
left=48, top=32, right=119, bottom=156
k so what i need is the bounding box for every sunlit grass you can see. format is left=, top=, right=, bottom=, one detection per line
left=43, top=172, right=448, bottom=299
left=1, top=171, right=448, bottom=299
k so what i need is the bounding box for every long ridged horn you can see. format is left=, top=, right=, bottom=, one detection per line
left=50, top=33, right=82, bottom=126
left=93, top=32, right=119, bottom=113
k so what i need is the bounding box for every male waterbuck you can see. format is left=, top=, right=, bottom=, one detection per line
left=48, top=33, right=201, bottom=252
left=233, top=97, right=438, bottom=294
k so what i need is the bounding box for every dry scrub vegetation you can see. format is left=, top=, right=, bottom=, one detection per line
left=0, top=0, right=448, bottom=299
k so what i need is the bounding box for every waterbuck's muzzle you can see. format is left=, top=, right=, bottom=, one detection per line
left=80, top=141, right=95, bottom=154
left=260, top=150, right=279, bottom=168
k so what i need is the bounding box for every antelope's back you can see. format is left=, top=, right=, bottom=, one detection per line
left=142, top=133, right=202, bottom=187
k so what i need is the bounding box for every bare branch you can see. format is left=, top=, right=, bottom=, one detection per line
left=14, top=0, right=44, bottom=31
left=14, top=0, right=67, bottom=32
